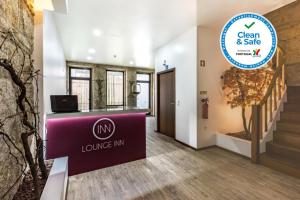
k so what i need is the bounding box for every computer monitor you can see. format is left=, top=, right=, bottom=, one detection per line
left=50, top=95, right=79, bottom=113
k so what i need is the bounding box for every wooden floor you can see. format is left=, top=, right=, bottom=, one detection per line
left=67, top=118, right=300, bottom=200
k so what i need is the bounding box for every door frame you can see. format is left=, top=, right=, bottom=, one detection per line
left=69, top=67, right=92, bottom=110
left=157, top=68, right=176, bottom=138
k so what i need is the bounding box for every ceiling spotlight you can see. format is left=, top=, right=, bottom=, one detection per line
left=93, top=29, right=102, bottom=37
left=129, top=61, right=134, bottom=65
left=88, top=48, right=96, bottom=54
left=87, top=56, right=93, bottom=61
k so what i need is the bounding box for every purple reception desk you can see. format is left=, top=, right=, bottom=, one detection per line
left=46, top=109, right=146, bottom=176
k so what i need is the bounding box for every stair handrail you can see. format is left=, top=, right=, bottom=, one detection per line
left=260, top=53, right=284, bottom=104
left=251, top=46, right=286, bottom=163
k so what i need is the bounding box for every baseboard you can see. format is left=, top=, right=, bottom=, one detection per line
left=197, top=145, right=217, bottom=150
left=174, top=139, right=198, bottom=150
left=216, top=146, right=251, bottom=160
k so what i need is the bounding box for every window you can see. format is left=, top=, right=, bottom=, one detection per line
left=136, top=73, right=151, bottom=109
left=69, top=68, right=92, bottom=111
left=106, top=71, right=124, bottom=106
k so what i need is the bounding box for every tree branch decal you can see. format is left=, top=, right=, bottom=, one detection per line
left=221, top=66, right=274, bottom=138
left=0, top=30, right=47, bottom=200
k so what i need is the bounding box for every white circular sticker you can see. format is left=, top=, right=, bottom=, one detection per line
left=220, top=13, right=277, bottom=70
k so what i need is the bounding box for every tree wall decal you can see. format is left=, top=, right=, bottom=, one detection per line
left=221, top=66, right=274, bottom=138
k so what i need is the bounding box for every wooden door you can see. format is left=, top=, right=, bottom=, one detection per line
left=157, top=69, right=175, bottom=138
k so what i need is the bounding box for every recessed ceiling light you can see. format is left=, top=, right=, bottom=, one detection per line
left=129, top=61, right=134, bottom=65
left=88, top=48, right=96, bottom=54
left=93, top=29, right=102, bottom=37
left=87, top=56, right=93, bottom=61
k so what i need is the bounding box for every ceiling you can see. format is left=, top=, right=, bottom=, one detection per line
left=198, top=0, right=296, bottom=28
left=52, top=0, right=197, bottom=68
left=51, top=0, right=296, bottom=68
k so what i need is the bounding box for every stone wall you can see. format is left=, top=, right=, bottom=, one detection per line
left=265, top=1, right=300, bottom=86
left=67, top=61, right=155, bottom=113
left=0, top=0, right=34, bottom=199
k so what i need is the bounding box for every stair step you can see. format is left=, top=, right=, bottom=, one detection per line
left=287, top=94, right=300, bottom=99
left=277, top=121, right=300, bottom=133
left=274, top=131, right=300, bottom=149
left=261, top=87, right=300, bottom=178
left=286, top=96, right=300, bottom=104
left=266, top=142, right=300, bottom=160
left=280, top=112, right=300, bottom=122
left=284, top=103, right=300, bottom=112
left=287, top=86, right=300, bottom=93
left=260, top=153, right=300, bottom=178
left=287, top=86, right=300, bottom=96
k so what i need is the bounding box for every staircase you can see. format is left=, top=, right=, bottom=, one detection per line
left=260, top=86, right=300, bottom=178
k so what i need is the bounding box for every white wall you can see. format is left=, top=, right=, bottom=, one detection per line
left=154, top=26, right=246, bottom=149
left=155, top=27, right=198, bottom=148
left=197, top=26, right=245, bottom=148
left=43, top=10, right=67, bottom=114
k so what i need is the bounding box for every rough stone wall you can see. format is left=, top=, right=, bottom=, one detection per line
left=94, top=66, right=107, bottom=108
left=67, top=61, right=154, bottom=112
left=265, top=1, right=300, bottom=86
left=93, top=67, right=139, bottom=108
left=0, top=0, right=34, bottom=199
left=127, top=68, right=137, bottom=107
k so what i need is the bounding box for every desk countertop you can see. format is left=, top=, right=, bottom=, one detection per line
left=47, top=106, right=149, bottom=119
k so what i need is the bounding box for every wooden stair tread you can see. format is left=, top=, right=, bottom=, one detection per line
left=287, top=86, right=300, bottom=91
left=278, top=119, right=300, bottom=123
left=268, top=141, right=300, bottom=154
left=286, top=95, right=300, bottom=100
left=260, top=153, right=300, bottom=178
left=287, top=87, right=300, bottom=94
left=279, top=119, right=300, bottom=123
left=284, top=103, right=300, bottom=112
left=274, top=130, right=300, bottom=149
left=260, top=86, right=300, bottom=178
left=284, top=104, right=300, bottom=108
left=277, top=121, right=300, bottom=128
left=261, top=152, right=300, bottom=167
left=274, top=130, right=300, bottom=137
left=267, top=142, right=300, bottom=161
left=274, top=130, right=300, bottom=135
left=277, top=119, right=300, bottom=126
left=284, top=103, right=300, bottom=106
left=277, top=121, right=300, bottom=133
left=281, top=111, right=300, bottom=116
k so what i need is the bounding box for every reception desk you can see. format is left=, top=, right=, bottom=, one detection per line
left=46, top=107, right=147, bottom=176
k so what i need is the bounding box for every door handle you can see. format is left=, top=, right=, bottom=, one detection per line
left=171, top=102, right=175, bottom=105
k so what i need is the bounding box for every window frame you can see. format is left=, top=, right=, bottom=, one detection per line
left=136, top=72, right=151, bottom=109
left=106, top=70, right=125, bottom=107
left=69, top=67, right=92, bottom=110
